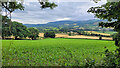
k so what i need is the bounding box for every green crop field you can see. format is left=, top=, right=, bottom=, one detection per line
left=2, top=38, right=117, bottom=66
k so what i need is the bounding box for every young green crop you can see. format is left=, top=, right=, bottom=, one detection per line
left=2, top=38, right=116, bottom=66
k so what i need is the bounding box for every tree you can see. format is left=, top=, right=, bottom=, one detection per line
left=2, top=16, right=29, bottom=39
left=38, top=0, right=57, bottom=9
left=28, top=27, right=39, bottom=40
left=11, top=21, right=28, bottom=39
left=2, top=2, right=24, bottom=18
left=2, top=16, right=12, bottom=39
left=88, top=1, right=120, bottom=66
left=88, top=1, right=120, bottom=45
left=2, top=27, right=11, bottom=39
left=44, top=31, right=55, bottom=38
left=1, top=1, right=25, bottom=35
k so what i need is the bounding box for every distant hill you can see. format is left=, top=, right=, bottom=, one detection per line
left=24, top=19, right=104, bottom=28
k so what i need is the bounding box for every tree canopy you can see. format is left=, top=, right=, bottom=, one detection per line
left=11, top=21, right=28, bottom=39
left=2, top=19, right=39, bottom=40
left=44, top=31, right=55, bottom=38
left=2, top=16, right=12, bottom=39
left=28, top=27, right=39, bottom=40
left=38, top=0, right=57, bottom=9
left=2, top=2, right=24, bottom=19
left=88, top=1, right=120, bottom=32
left=88, top=1, right=120, bottom=46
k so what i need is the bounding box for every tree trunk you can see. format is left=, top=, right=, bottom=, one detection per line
left=2, top=36, right=5, bottom=40
left=32, top=37, right=34, bottom=40
left=10, top=12, right=11, bottom=20
left=9, top=12, right=12, bottom=34
left=15, top=36, right=17, bottom=40
left=115, top=39, right=119, bottom=46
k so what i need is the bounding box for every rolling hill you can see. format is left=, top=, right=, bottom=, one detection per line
left=24, top=19, right=103, bottom=28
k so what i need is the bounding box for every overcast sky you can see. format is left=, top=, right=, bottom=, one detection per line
left=10, top=1, right=106, bottom=24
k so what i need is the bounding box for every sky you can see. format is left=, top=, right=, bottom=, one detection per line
left=9, top=1, right=107, bottom=24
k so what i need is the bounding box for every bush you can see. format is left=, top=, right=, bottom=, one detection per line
left=101, top=48, right=120, bottom=67
left=84, top=48, right=120, bottom=67
left=99, top=36, right=102, bottom=40
left=68, top=33, right=72, bottom=36
left=112, top=33, right=118, bottom=41
left=44, top=31, right=55, bottom=38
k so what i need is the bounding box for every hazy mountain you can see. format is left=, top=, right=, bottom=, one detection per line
left=24, top=19, right=103, bottom=28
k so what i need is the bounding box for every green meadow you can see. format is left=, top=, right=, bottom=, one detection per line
left=2, top=38, right=117, bottom=66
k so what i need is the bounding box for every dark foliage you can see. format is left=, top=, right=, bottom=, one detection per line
left=28, top=27, right=39, bottom=40
left=44, top=31, right=55, bottom=38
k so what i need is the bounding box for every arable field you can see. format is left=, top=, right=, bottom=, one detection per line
left=39, top=33, right=113, bottom=40
left=2, top=38, right=117, bottom=66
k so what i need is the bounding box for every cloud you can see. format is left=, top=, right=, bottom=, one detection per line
left=11, top=2, right=106, bottom=24
left=56, top=18, right=71, bottom=21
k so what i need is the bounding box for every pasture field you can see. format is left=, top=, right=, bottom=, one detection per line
left=96, top=31, right=117, bottom=35
left=2, top=38, right=117, bottom=66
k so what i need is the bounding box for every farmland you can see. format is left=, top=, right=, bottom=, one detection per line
left=85, top=31, right=111, bottom=36
left=96, top=31, right=117, bottom=35
left=39, top=33, right=113, bottom=40
left=2, top=38, right=117, bottom=66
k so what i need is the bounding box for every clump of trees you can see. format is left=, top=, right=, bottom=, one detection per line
left=28, top=28, right=39, bottom=40
left=59, top=28, right=70, bottom=33
left=2, top=16, right=39, bottom=40
left=44, top=31, right=55, bottom=38
left=11, top=21, right=29, bottom=40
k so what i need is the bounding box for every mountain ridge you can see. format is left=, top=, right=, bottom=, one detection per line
left=24, top=19, right=104, bottom=28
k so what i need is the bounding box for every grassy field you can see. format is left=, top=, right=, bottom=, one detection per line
left=96, top=31, right=117, bottom=35
left=2, top=38, right=117, bottom=66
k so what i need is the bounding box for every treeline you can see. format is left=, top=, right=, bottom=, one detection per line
left=38, top=26, right=112, bottom=37
left=37, top=27, right=113, bottom=36
left=77, top=31, right=111, bottom=37
left=2, top=16, right=39, bottom=40
left=68, top=29, right=112, bottom=37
